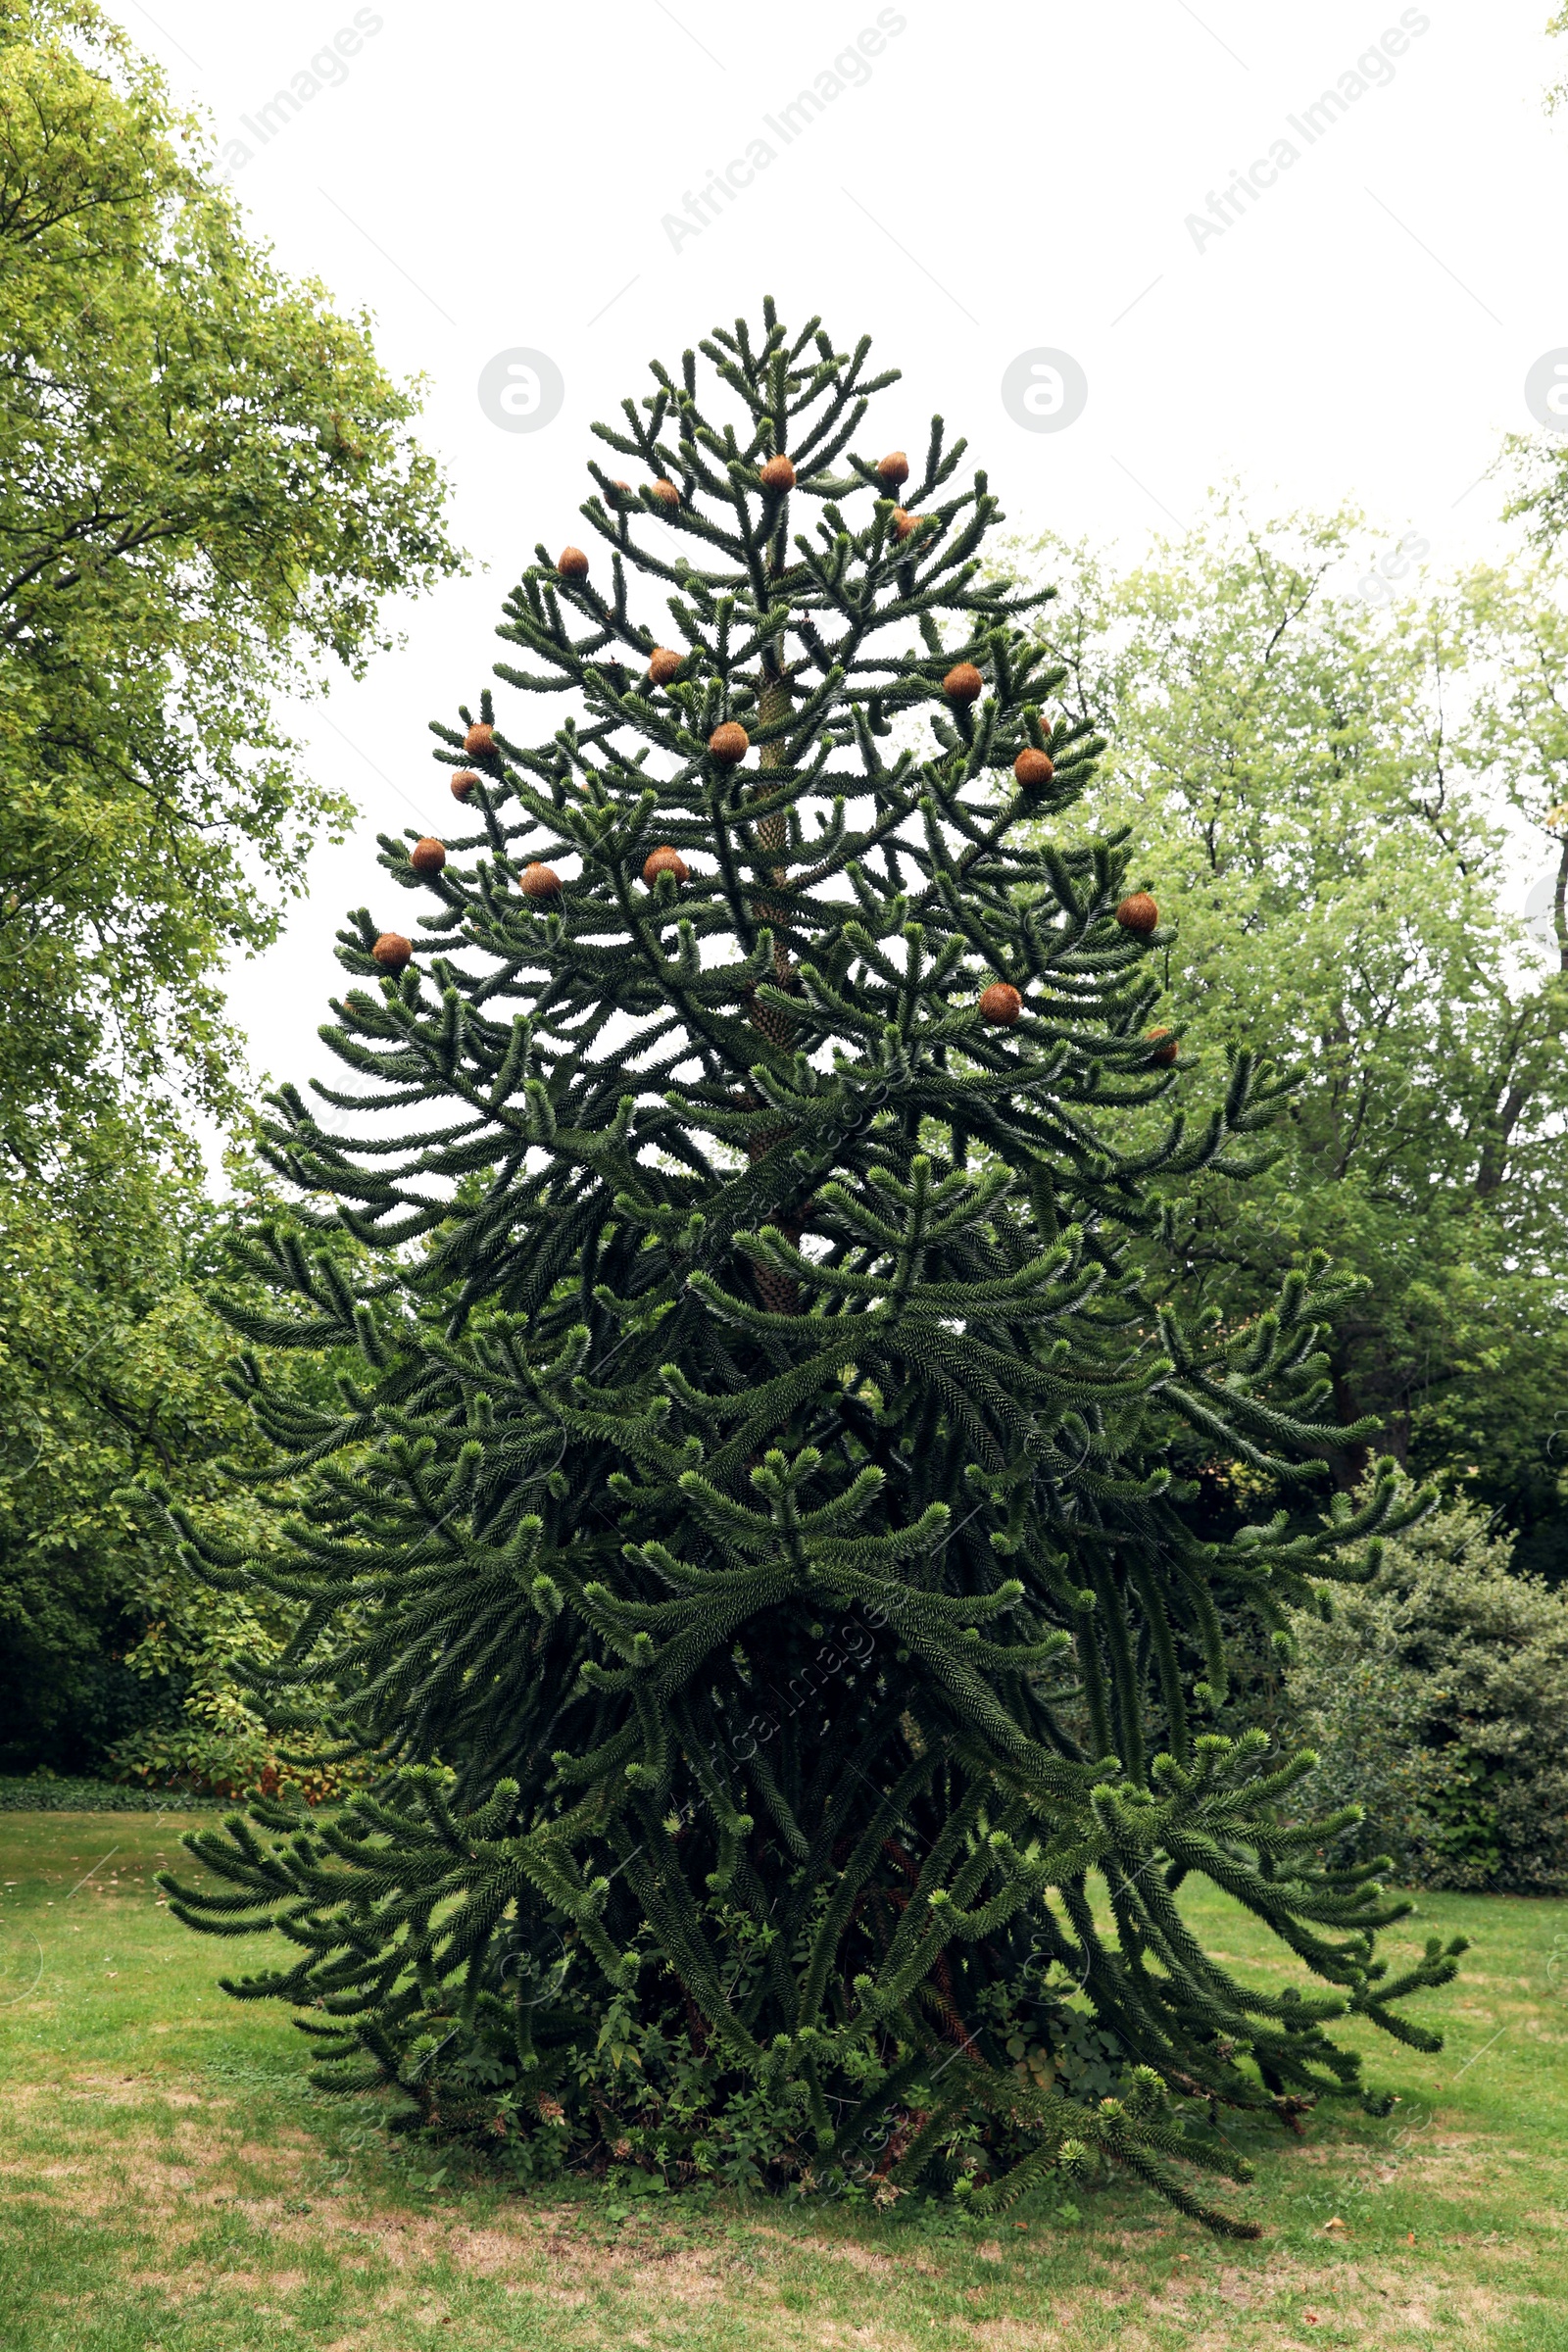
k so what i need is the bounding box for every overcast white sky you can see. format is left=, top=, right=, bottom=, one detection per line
left=117, top=0, right=1568, bottom=1100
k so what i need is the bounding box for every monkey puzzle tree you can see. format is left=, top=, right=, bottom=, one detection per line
left=146, top=304, right=1460, bottom=2233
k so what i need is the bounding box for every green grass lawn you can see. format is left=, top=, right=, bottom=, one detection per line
left=2, top=1809, right=1566, bottom=2350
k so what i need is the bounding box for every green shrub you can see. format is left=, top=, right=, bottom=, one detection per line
left=108, top=1719, right=368, bottom=1807
left=1286, top=1498, right=1568, bottom=1893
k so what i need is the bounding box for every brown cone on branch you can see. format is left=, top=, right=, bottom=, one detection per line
left=607, top=478, right=633, bottom=503
left=644, top=845, right=690, bottom=886
left=558, top=546, right=590, bottom=581
left=372, top=932, right=412, bottom=973
left=1014, top=748, right=1055, bottom=790
left=647, top=648, right=684, bottom=685
left=650, top=478, right=681, bottom=509
left=1146, top=1026, right=1178, bottom=1066
left=759, top=456, right=796, bottom=491
left=519, top=862, right=562, bottom=900
left=944, top=662, right=984, bottom=704
left=876, top=450, right=909, bottom=486
left=464, top=721, right=494, bottom=758
left=411, top=838, right=446, bottom=877
left=1116, top=892, right=1159, bottom=934
left=891, top=508, right=920, bottom=542
left=450, top=769, right=480, bottom=801
left=708, top=721, right=750, bottom=765
left=979, top=982, right=1022, bottom=1025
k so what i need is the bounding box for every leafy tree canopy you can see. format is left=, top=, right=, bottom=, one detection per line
left=0, top=0, right=460, bottom=1772
left=0, top=1140, right=261, bottom=1768
left=1013, top=498, right=1568, bottom=1564
left=0, top=0, right=462, bottom=1169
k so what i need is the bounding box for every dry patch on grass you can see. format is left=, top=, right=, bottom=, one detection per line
left=0, top=2157, right=124, bottom=2220
left=5, top=2069, right=771, bottom=2328
left=4, top=2070, right=331, bottom=2232
left=622, top=2250, right=726, bottom=2304
left=1132, top=2251, right=1524, bottom=2351
left=750, top=2223, right=898, bottom=2278
left=125, top=2263, right=310, bottom=2300
left=4, top=2070, right=781, bottom=2351
left=750, top=2218, right=960, bottom=2280
left=955, top=2317, right=1098, bottom=2352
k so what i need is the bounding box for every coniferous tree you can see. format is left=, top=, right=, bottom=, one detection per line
left=145, top=305, right=1462, bottom=2234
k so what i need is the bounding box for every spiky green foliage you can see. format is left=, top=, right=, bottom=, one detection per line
left=143, top=304, right=1461, bottom=2233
